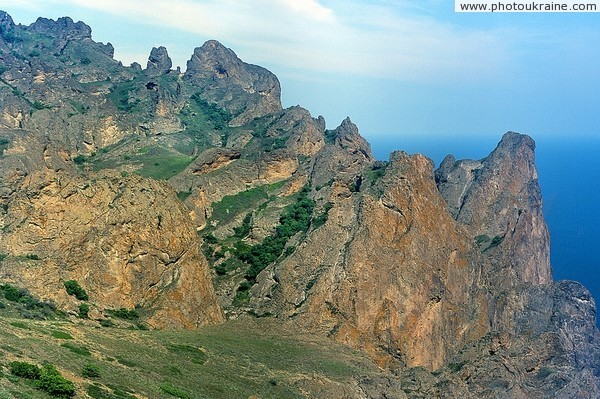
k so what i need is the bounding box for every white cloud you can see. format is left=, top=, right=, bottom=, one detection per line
left=4, top=0, right=517, bottom=84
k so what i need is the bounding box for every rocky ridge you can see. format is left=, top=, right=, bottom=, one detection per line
left=0, top=11, right=598, bottom=398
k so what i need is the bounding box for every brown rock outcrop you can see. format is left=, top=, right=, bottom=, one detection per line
left=0, top=169, right=224, bottom=328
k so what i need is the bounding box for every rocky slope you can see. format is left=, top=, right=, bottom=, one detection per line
left=0, top=11, right=598, bottom=398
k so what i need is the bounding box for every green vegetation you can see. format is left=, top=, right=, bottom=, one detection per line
left=9, top=361, right=75, bottom=398
left=312, top=202, right=333, bottom=229
left=64, top=280, right=89, bottom=301
left=73, top=154, right=87, bottom=165
left=81, top=363, right=101, bottom=378
left=51, top=330, right=74, bottom=340
left=208, top=182, right=285, bottom=228
left=135, top=152, right=193, bottom=180
left=233, top=212, right=253, bottom=238
left=9, top=361, right=42, bottom=380
left=190, top=93, right=233, bottom=131
left=235, top=186, right=315, bottom=283
left=476, top=234, right=505, bottom=252
left=166, top=344, right=207, bottom=365
left=107, top=79, right=141, bottom=112
left=159, top=383, right=190, bottom=399
left=474, top=234, right=490, bottom=246
left=107, top=308, right=139, bottom=321
left=0, top=138, right=10, bottom=155
left=0, top=283, right=61, bottom=320
left=61, top=342, right=92, bottom=357
left=0, top=315, right=377, bottom=398
left=78, top=303, right=90, bottom=319
left=323, top=129, right=337, bottom=144
left=85, top=140, right=194, bottom=181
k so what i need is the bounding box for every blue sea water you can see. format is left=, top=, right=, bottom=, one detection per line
left=368, top=135, right=600, bottom=324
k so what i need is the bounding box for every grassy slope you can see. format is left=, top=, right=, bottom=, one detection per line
left=0, top=315, right=379, bottom=399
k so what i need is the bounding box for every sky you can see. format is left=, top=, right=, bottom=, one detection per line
left=1, top=1, right=599, bottom=306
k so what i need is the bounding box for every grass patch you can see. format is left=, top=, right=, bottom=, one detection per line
left=159, top=383, right=190, bottom=399
left=0, top=313, right=378, bottom=398
left=136, top=154, right=193, bottom=180
left=166, top=344, right=207, bottom=365
left=51, top=330, right=73, bottom=340
left=61, top=342, right=91, bottom=357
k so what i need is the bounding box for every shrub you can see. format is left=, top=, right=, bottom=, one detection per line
left=37, top=364, right=76, bottom=398
left=236, top=186, right=315, bottom=282
left=73, top=155, right=86, bottom=165
left=81, top=363, right=101, bottom=378
left=1, top=284, right=27, bottom=302
left=64, top=280, right=88, bottom=301
left=78, top=303, right=90, bottom=319
left=25, top=254, right=40, bottom=260
left=9, top=361, right=41, bottom=379
left=99, top=319, right=114, bottom=328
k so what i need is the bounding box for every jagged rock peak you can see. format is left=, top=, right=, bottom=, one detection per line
left=29, top=15, right=92, bottom=40
left=186, top=40, right=239, bottom=74
left=184, top=39, right=282, bottom=125
left=333, top=117, right=374, bottom=160
left=146, top=46, right=172, bottom=76
left=0, top=10, right=15, bottom=32
left=435, top=131, right=551, bottom=286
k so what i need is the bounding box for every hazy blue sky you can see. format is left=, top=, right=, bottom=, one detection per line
left=2, top=0, right=600, bottom=140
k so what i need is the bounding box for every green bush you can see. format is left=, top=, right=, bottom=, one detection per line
left=37, top=364, right=76, bottom=398
left=64, top=280, right=89, bottom=301
left=190, top=93, right=232, bottom=131
left=81, top=363, right=101, bottom=378
left=233, top=213, right=253, bottom=238
left=203, top=233, right=218, bottom=244
left=73, top=155, right=87, bottom=165
left=9, top=361, right=41, bottom=379
left=1, top=284, right=28, bottom=302
left=236, top=186, right=315, bottom=282
left=78, top=303, right=90, bottom=319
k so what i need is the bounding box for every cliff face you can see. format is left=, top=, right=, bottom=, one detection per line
left=0, top=169, right=224, bottom=328
left=0, top=11, right=598, bottom=398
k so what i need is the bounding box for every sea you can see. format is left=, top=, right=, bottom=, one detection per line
left=368, top=135, right=600, bottom=326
